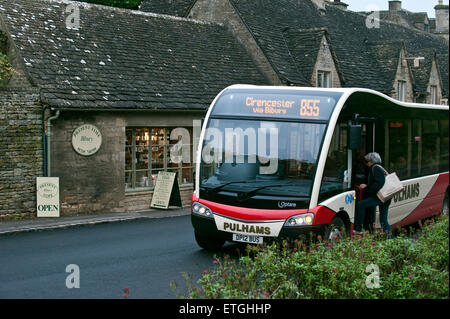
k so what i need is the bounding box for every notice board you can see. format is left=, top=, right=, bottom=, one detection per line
left=150, top=172, right=182, bottom=209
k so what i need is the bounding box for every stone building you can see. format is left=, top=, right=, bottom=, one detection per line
left=0, top=0, right=267, bottom=217
left=141, top=0, right=448, bottom=104
left=366, top=0, right=449, bottom=42
left=433, top=0, right=450, bottom=41
left=1, top=0, right=449, bottom=218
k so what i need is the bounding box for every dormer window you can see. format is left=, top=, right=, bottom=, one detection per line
left=317, top=70, right=330, bottom=88
left=397, top=80, right=406, bottom=101
left=430, top=85, right=438, bottom=104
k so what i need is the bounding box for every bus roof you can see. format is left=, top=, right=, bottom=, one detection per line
left=223, top=84, right=449, bottom=112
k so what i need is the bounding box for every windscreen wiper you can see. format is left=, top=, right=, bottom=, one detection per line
left=201, top=180, right=248, bottom=195
left=236, top=184, right=285, bottom=202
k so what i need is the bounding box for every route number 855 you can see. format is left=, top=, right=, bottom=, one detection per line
left=300, top=99, right=320, bottom=117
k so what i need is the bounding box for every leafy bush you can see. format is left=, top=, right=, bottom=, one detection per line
left=0, top=53, right=17, bottom=85
left=175, top=215, right=449, bottom=299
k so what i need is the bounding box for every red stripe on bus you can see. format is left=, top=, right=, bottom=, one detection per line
left=192, top=193, right=336, bottom=224
left=393, top=172, right=449, bottom=228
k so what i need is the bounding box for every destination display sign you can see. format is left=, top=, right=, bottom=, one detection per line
left=211, top=90, right=342, bottom=121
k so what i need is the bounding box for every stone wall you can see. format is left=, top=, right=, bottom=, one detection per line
left=0, top=88, right=42, bottom=218
left=51, top=111, right=126, bottom=215
left=427, top=58, right=442, bottom=104
left=50, top=111, right=197, bottom=216
left=311, top=35, right=342, bottom=88
left=124, top=186, right=192, bottom=212
left=391, top=49, right=414, bottom=102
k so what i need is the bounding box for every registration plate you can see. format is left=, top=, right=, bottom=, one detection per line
left=232, top=233, right=263, bottom=244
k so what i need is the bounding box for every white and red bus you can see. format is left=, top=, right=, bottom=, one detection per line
left=191, top=85, right=449, bottom=249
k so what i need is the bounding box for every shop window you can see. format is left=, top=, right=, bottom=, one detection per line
left=125, top=127, right=194, bottom=190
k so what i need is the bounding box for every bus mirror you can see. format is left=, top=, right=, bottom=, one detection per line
left=349, top=124, right=362, bottom=150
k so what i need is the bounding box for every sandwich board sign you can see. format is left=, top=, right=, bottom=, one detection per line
left=150, top=172, right=182, bottom=209
left=36, top=177, right=60, bottom=217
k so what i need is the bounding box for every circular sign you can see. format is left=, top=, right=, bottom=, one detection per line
left=72, top=124, right=102, bottom=156
left=37, top=181, right=58, bottom=199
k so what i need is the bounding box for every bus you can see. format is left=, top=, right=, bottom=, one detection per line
left=191, top=85, right=449, bottom=249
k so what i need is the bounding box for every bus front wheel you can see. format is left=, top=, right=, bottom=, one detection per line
left=194, top=232, right=225, bottom=250
left=325, top=216, right=347, bottom=241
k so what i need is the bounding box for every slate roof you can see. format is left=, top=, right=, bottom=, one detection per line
left=436, top=54, right=449, bottom=97
left=366, top=41, right=405, bottom=93
left=406, top=48, right=437, bottom=94
left=379, top=10, right=429, bottom=30
left=0, top=0, right=267, bottom=110
left=282, top=27, right=344, bottom=86
left=140, top=0, right=196, bottom=17
left=228, top=0, right=449, bottom=93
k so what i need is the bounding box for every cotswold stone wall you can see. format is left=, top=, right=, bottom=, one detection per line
left=0, top=88, right=43, bottom=218
left=50, top=111, right=194, bottom=216
left=311, top=35, right=342, bottom=88
left=51, top=111, right=126, bottom=215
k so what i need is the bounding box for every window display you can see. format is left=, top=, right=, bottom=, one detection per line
left=125, top=127, right=194, bottom=190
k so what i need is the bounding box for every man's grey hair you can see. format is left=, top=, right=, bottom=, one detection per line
left=364, top=152, right=382, bottom=164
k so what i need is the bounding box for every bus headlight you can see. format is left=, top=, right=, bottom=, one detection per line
left=192, top=202, right=213, bottom=219
left=285, top=213, right=314, bottom=226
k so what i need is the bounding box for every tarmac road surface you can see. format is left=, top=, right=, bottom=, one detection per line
left=0, top=215, right=240, bottom=299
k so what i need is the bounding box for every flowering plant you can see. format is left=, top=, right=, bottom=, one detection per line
left=175, top=215, right=449, bottom=299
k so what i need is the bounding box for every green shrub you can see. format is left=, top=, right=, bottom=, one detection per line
left=0, top=53, right=17, bottom=86
left=175, top=215, right=449, bottom=299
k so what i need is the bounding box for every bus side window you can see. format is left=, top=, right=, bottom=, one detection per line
left=387, top=120, right=410, bottom=179
left=439, top=120, right=449, bottom=172
left=319, top=123, right=348, bottom=199
left=421, top=120, right=440, bottom=176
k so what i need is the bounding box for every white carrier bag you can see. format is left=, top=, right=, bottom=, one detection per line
left=373, top=165, right=403, bottom=203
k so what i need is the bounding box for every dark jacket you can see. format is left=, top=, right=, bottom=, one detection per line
left=367, top=164, right=391, bottom=205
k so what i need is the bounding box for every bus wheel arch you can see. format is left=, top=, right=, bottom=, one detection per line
left=324, top=211, right=350, bottom=240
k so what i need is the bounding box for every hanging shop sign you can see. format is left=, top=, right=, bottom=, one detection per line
left=72, top=124, right=102, bottom=156
left=150, top=171, right=182, bottom=209
left=36, top=177, right=60, bottom=217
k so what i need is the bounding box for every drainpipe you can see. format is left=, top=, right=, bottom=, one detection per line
left=42, top=106, right=49, bottom=177
left=46, top=109, right=60, bottom=177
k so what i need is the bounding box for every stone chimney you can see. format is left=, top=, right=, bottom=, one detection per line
left=435, top=0, right=449, bottom=33
left=311, top=0, right=326, bottom=11
left=389, top=1, right=402, bottom=11
left=330, top=0, right=348, bottom=10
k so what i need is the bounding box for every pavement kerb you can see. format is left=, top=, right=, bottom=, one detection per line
left=0, top=207, right=191, bottom=235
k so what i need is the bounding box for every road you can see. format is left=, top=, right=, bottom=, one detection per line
left=0, top=215, right=240, bottom=299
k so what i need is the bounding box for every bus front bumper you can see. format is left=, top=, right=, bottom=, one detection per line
left=191, top=214, right=327, bottom=242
